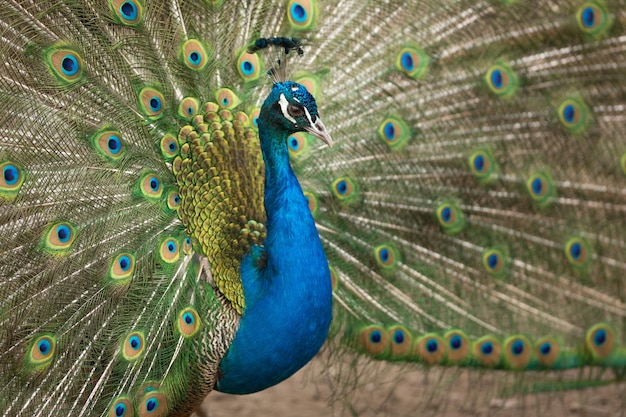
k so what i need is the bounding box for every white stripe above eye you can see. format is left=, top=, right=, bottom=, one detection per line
left=278, top=93, right=297, bottom=124
left=303, top=106, right=315, bottom=125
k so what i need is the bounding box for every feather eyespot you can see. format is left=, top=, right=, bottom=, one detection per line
left=388, top=326, right=412, bottom=357
left=291, top=4, right=307, bottom=22
left=43, top=222, right=76, bottom=253
left=189, top=52, right=200, bottom=65
left=288, top=134, right=302, bottom=151
left=526, top=171, right=555, bottom=207
left=215, top=88, right=241, bottom=110
left=335, top=180, right=348, bottom=195
left=159, top=238, right=180, bottom=263
left=468, top=149, right=498, bottom=181
left=530, top=178, right=545, bottom=195
left=0, top=161, right=25, bottom=198
left=46, top=47, right=83, bottom=84
left=110, top=0, right=143, bottom=25
left=374, top=244, right=399, bottom=270
left=473, top=336, right=501, bottom=367
left=576, top=2, right=611, bottom=37
left=585, top=323, right=615, bottom=359
left=109, top=398, right=133, bottom=417
left=241, top=60, right=253, bottom=74
left=485, top=252, right=500, bottom=271
left=485, top=63, right=518, bottom=97
left=450, top=335, right=462, bottom=350
left=182, top=237, right=192, bottom=254
left=138, top=87, right=165, bottom=119
left=139, top=173, right=163, bottom=200
left=287, top=0, right=317, bottom=30
left=436, top=202, right=466, bottom=234
left=539, top=342, right=552, bottom=355
left=331, top=177, right=357, bottom=202
left=122, top=331, right=145, bottom=360
left=358, top=326, right=390, bottom=356
left=472, top=153, right=486, bottom=172
left=558, top=98, right=590, bottom=133
left=181, top=39, right=209, bottom=70
left=236, top=51, right=262, bottom=81
left=150, top=98, right=161, bottom=112
left=120, top=2, right=138, bottom=20
left=415, top=334, right=446, bottom=365
left=92, top=130, right=125, bottom=161
left=490, top=69, right=503, bottom=88
left=564, top=237, right=592, bottom=268
left=146, top=398, right=158, bottom=412
left=287, top=132, right=310, bottom=161
left=396, top=46, right=430, bottom=79
left=249, top=108, right=261, bottom=129
left=177, top=307, right=201, bottom=337
left=167, top=191, right=181, bottom=210
left=482, top=248, right=508, bottom=276
left=378, top=117, right=410, bottom=150
left=535, top=337, right=560, bottom=367
left=383, top=122, right=396, bottom=140
left=178, top=97, right=200, bottom=120
left=370, top=331, right=381, bottom=342
left=138, top=391, right=167, bottom=417
left=503, top=336, right=532, bottom=369
left=27, top=335, right=56, bottom=369
left=114, top=403, right=127, bottom=417
left=109, top=253, right=135, bottom=283
left=444, top=330, right=470, bottom=363
left=160, top=133, right=179, bottom=160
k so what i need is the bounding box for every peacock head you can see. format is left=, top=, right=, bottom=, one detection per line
left=261, top=81, right=332, bottom=147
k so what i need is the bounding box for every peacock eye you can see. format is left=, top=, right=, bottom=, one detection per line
left=287, top=104, right=304, bottom=118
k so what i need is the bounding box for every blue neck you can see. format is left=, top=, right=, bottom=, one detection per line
left=216, top=115, right=332, bottom=394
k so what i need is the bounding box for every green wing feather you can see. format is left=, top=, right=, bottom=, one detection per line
left=175, top=100, right=266, bottom=313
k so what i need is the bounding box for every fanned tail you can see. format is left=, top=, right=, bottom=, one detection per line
left=1, top=0, right=626, bottom=416
left=284, top=0, right=626, bottom=398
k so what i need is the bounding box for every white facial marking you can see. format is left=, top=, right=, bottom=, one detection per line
left=278, top=93, right=297, bottom=124
left=303, top=106, right=315, bottom=126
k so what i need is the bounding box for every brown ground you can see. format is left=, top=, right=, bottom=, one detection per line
left=193, top=356, right=626, bottom=417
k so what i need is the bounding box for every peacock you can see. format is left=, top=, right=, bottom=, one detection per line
left=0, top=0, right=625, bottom=416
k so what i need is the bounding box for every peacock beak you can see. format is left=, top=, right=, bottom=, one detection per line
left=305, top=117, right=333, bottom=147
